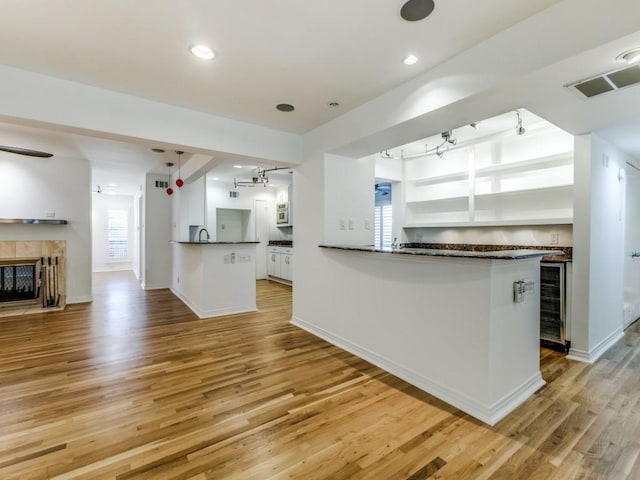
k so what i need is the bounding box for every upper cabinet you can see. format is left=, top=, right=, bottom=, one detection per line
left=402, top=113, right=574, bottom=228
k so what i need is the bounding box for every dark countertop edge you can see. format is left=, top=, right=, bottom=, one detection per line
left=319, top=244, right=564, bottom=260
left=0, top=218, right=68, bottom=224
left=173, top=241, right=260, bottom=245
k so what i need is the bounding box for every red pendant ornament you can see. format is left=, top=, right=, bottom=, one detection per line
left=175, top=150, right=184, bottom=188
left=165, top=161, right=175, bottom=196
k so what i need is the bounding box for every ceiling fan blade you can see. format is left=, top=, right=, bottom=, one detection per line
left=0, top=145, right=53, bottom=158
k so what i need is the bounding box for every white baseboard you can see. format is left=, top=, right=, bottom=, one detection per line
left=567, top=327, right=624, bottom=363
left=66, top=295, right=93, bottom=304
left=171, top=288, right=256, bottom=319
left=141, top=282, right=170, bottom=290
left=291, top=315, right=543, bottom=426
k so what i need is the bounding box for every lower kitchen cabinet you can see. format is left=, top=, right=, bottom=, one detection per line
left=267, top=246, right=292, bottom=284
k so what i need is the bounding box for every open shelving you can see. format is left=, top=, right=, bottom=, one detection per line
left=403, top=150, right=574, bottom=228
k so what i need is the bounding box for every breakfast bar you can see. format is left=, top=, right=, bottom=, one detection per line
left=292, top=244, right=562, bottom=425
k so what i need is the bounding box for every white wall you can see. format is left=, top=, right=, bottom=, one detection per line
left=570, top=134, right=627, bottom=362
left=0, top=153, right=91, bottom=303
left=205, top=178, right=285, bottom=242
left=91, top=193, right=134, bottom=272
left=324, top=154, right=375, bottom=245
left=174, top=176, right=206, bottom=242
left=142, top=173, right=172, bottom=289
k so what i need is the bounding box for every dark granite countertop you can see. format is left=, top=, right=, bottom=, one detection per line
left=402, top=243, right=572, bottom=262
left=319, top=244, right=563, bottom=260
left=268, top=240, right=293, bottom=246
left=175, top=241, right=259, bottom=245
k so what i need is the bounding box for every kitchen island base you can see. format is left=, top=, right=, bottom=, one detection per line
left=292, top=246, right=556, bottom=425
left=172, top=242, right=258, bottom=318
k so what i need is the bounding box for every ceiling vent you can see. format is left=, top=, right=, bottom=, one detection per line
left=567, top=65, right=640, bottom=98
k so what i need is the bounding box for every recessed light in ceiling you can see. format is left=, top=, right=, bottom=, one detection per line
left=617, top=47, right=640, bottom=64
left=190, top=44, right=215, bottom=60
left=276, top=103, right=295, bottom=112
left=328, top=102, right=340, bottom=108
left=233, top=165, right=243, bottom=169
left=402, top=54, right=419, bottom=65
left=400, top=0, right=435, bottom=22
left=151, top=148, right=165, bottom=153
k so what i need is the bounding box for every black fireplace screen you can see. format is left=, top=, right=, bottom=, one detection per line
left=0, top=265, right=37, bottom=303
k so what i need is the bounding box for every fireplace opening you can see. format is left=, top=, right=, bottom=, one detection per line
left=0, top=261, right=39, bottom=304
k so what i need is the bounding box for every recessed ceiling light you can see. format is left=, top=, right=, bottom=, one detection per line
left=107, top=183, right=118, bottom=187
left=151, top=148, right=165, bottom=153
left=233, top=165, right=243, bottom=169
left=211, top=177, right=220, bottom=180
left=328, top=101, right=340, bottom=108
left=190, top=44, right=215, bottom=60
left=402, top=55, right=419, bottom=65
left=276, top=103, right=295, bottom=112
left=617, top=47, right=640, bottom=64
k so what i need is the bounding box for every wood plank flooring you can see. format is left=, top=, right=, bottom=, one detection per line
left=0, top=271, right=639, bottom=479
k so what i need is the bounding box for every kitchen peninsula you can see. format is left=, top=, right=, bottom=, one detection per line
left=171, top=241, right=258, bottom=318
left=292, top=244, right=561, bottom=425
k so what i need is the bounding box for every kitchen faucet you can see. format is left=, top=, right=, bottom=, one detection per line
left=391, top=237, right=398, bottom=249
left=198, top=228, right=210, bottom=242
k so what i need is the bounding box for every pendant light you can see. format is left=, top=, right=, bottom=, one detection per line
left=166, top=162, right=174, bottom=196
left=175, top=150, right=184, bottom=188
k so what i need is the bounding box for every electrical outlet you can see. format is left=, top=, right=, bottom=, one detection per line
left=364, top=219, right=370, bottom=230
left=348, top=219, right=354, bottom=230
left=45, top=211, right=55, bottom=218
left=550, top=232, right=559, bottom=245
left=339, top=219, right=346, bottom=230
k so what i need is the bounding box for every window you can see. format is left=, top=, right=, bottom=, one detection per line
left=107, top=209, right=129, bottom=259
left=375, top=182, right=393, bottom=249
left=374, top=204, right=393, bottom=249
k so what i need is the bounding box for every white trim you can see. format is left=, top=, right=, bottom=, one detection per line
left=171, top=288, right=256, bottom=319
left=141, top=282, right=170, bottom=290
left=291, top=315, right=544, bottom=426
left=567, top=327, right=624, bottom=363
left=66, top=295, right=93, bottom=304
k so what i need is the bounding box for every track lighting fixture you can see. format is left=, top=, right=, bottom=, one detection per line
left=234, top=165, right=288, bottom=188
left=441, top=130, right=457, bottom=145
left=515, top=111, right=526, bottom=135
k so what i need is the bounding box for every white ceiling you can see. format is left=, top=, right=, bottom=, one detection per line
left=0, top=0, right=562, bottom=134
left=0, top=0, right=639, bottom=193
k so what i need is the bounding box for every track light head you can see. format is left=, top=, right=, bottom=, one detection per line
left=515, top=111, right=526, bottom=136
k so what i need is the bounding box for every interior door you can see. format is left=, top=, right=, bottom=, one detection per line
left=255, top=200, right=269, bottom=279
left=624, top=164, right=640, bottom=328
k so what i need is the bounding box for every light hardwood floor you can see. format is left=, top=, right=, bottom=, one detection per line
left=0, top=271, right=639, bottom=479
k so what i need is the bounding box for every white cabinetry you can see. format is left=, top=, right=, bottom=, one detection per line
left=267, top=246, right=292, bottom=284
left=404, top=126, right=574, bottom=228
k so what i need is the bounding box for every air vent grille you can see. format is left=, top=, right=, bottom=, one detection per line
left=568, top=65, right=640, bottom=98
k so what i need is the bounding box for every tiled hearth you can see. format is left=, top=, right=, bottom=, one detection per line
left=0, top=240, right=66, bottom=317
